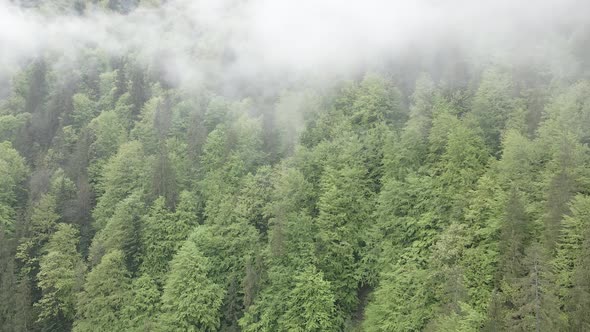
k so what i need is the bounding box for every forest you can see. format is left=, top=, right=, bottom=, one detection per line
left=1, top=0, right=590, bottom=331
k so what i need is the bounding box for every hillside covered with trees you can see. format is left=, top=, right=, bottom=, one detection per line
left=1, top=0, right=590, bottom=331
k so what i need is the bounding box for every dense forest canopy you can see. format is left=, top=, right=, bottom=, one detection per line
left=1, top=0, right=590, bottom=331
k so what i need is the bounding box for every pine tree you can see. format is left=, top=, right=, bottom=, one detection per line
left=140, top=197, right=176, bottom=282
left=0, top=142, right=28, bottom=232
left=122, top=274, right=162, bottom=332
left=506, top=243, right=563, bottom=332
left=434, top=120, right=489, bottom=220
left=498, top=188, right=531, bottom=281
left=173, top=190, right=202, bottom=229
left=93, top=141, right=150, bottom=229
left=239, top=167, right=317, bottom=332
left=278, top=266, right=340, bottom=332
left=69, top=93, right=98, bottom=129
left=363, top=262, right=433, bottom=332
left=15, top=193, right=61, bottom=304
left=554, top=195, right=590, bottom=330
left=0, top=228, right=18, bottom=330
left=88, top=193, right=144, bottom=271
left=73, top=250, right=131, bottom=332
left=160, top=239, right=224, bottom=332
left=470, top=68, right=517, bottom=152
left=86, top=109, right=128, bottom=181
left=35, top=223, right=85, bottom=331
left=568, top=235, right=590, bottom=331
left=315, top=136, right=373, bottom=316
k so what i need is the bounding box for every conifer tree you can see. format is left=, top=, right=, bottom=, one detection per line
left=122, top=274, right=162, bottom=332
left=160, top=239, right=224, bottom=332
left=278, top=266, right=340, bottom=332
left=74, top=250, right=131, bottom=332
left=35, top=224, right=85, bottom=331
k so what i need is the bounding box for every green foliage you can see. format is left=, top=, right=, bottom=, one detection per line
left=0, top=113, right=29, bottom=142
left=433, top=120, right=489, bottom=220
left=73, top=250, right=131, bottom=332
left=174, top=190, right=202, bottom=227
left=498, top=188, right=531, bottom=279
left=347, top=73, right=406, bottom=129
left=555, top=195, right=590, bottom=330
left=87, top=110, right=128, bottom=182
left=140, top=196, right=185, bottom=282
left=2, top=29, right=590, bottom=331
left=502, top=243, right=564, bottom=331
left=236, top=166, right=274, bottom=235
left=0, top=142, right=28, bottom=231
left=190, top=221, right=260, bottom=329
left=93, top=141, right=150, bottom=229
left=470, top=68, right=517, bottom=151
left=88, top=193, right=144, bottom=270
left=159, top=239, right=224, bottom=332
left=15, top=194, right=61, bottom=282
left=278, top=266, right=340, bottom=332
left=426, top=302, right=484, bottom=332
left=363, top=263, right=433, bottom=332
left=122, top=274, right=163, bottom=331
left=539, top=81, right=590, bottom=145
left=315, top=160, right=372, bottom=313
left=35, top=224, right=85, bottom=329
left=70, top=93, right=98, bottom=129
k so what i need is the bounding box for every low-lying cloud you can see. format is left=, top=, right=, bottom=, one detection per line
left=0, top=0, right=586, bottom=92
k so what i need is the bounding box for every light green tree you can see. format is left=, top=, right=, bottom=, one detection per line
left=140, top=197, right=176, bottom=282
left=73, top=250, right=131, bottom=332
left=363, top=263, right=433, bottom=332
left=35, top=224, right=86, bottom=330
left=122, top=274, right=163, bottom=332
left=0, top=142, right=28, bottom=232
left=278, top=266, right=340, bottom=332
left=93, top=141, right=150, bottom=229
left=160, top=239, right=224, bottom=332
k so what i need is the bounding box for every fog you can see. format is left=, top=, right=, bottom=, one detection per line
left=0, top=0, right=587, bottom=92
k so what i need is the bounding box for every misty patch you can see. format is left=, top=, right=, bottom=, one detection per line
left=0, top=0, right=588, bottom=96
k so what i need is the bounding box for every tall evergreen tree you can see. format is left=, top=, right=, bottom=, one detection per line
left=93, top=141, right=150, bottom=229
left=35, top=224, right=85, bottom=331
left=555, top=195, right=590, bottom=330
left=140, top=197, right=176, bottom=282
left=363, top=262, right=433, bottom=332
left=278, top=266, right=340, bottom=332
left=73, top=250, right=131, bottom=332
left=159, top=239, right=224, bottom=332
left=122, top=274, right=162, bottom=332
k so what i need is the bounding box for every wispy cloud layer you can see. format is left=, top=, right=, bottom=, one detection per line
left=0, top=0, right=586, bottom=89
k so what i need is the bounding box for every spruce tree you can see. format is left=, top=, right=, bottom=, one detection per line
left=160, top=239, right=224, bottom=332
left=74, top=250, right=131, bottom=332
